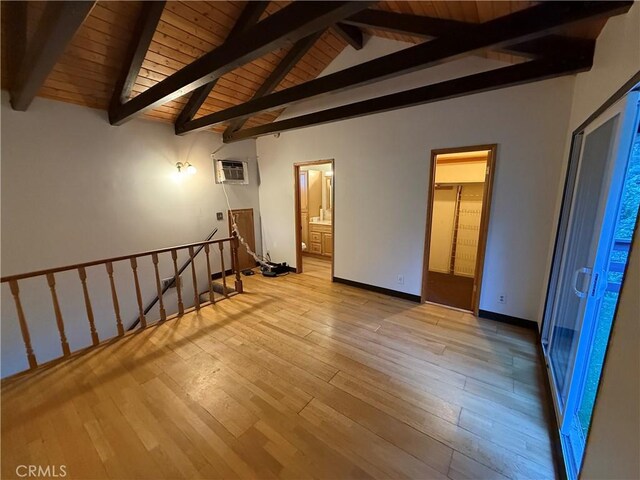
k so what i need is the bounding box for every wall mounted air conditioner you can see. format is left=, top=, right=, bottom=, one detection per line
left=214, top=159, right=249, bottom=185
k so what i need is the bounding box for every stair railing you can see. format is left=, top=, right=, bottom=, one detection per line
left=128, top=227, right=220, bottom=331
left=1, top=233, right=244, bottom=374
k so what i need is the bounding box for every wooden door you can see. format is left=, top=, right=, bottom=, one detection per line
left=228, top=208, right=256, bottom=271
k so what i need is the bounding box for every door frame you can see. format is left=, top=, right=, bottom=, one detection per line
left=537, top=73, right=640, bottom=480
left=541, top=71, right=640, bottom=339
left=541, top=89, right=639, bottom=479
left=545, top=103, right=624, bottom=423
left=420, top=144, right=497, bottom=315
left=293, top=159, right=335, bottom=277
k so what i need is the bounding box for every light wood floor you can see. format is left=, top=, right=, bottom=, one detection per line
left=301, top=255, right=332, bottom=280
left=1, top=265, right=558, bottom=480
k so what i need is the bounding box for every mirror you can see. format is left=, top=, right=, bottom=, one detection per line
left=325, top=176, right=332, bottom=211
left=300, top=164, right=333, bottom=224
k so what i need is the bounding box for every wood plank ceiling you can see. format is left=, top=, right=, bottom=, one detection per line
left=1, top=1, right=607, bottom=134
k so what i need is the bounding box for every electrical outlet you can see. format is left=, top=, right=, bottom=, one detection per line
left=216, top=212, right=224, bottom=221
left=498, top=293, right=507, bottom=304
left=161, top=277, right=179, bottom=290
left=397, top=274, right=404, bottom=285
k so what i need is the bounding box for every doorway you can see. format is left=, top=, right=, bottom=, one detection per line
left=294, top=160, right=334, bottom=280
left=228, top=208, right=256, bottom=272
left=421, top=145, right=496, bottom=313
left=542, top=89, right=639, bottom=479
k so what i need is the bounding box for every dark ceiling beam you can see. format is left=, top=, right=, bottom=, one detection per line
left=202, top=31, right=323, bottom=137
left=110, top=1, right=165, bottom=111
left=174, top=1, right=269, bottom=127
left=10, top=1, right=95, bottom=111
left=226, top=1, right=271, bottom=40
left=4, top=1, right=27, bottom=90
left=177, top=1, right=631, bottom=135
left=109, top=1, right=373, bottom=126
left=342, top=8, right=591, bottom=59
left=333, top=23, right=364, bottom=50
left=507, top=35, right=597, bottom=60
left=343, top=8, right=469, bottom=39
left=224, top=54, right=594, bottom=143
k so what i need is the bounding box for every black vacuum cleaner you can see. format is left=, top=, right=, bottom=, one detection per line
left=260, top=261, right=290, bottom=277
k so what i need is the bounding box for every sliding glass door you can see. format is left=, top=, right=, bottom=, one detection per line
left=542, top=90, right=640, bottom=479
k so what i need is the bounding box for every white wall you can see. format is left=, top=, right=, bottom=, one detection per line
left=0, top=92, right=260, bottom=377
left=257, top=38, right=574, bottom=322
left=568, top=4, right=640, bottom=132
left=557, top=4, right=640, bottom=478
left=281, top=37, right=505, bottom=120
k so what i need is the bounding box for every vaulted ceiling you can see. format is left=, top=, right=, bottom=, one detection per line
left=0, top=1, right=627, bottom=140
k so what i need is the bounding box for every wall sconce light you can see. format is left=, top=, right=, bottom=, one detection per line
left=176, top=161, right=197, bottom=175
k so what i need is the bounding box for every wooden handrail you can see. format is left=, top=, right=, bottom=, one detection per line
left=129, top=227, right=219, bottom=331
left=1, top=234, right=244, bottom=374
left=0, top=236, right=235, bottom=283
